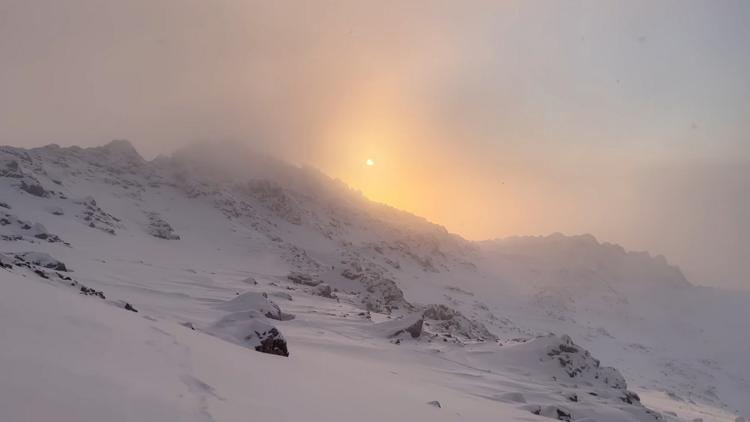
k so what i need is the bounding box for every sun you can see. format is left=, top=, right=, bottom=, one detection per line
left=366, top=158, right=375, bottom=167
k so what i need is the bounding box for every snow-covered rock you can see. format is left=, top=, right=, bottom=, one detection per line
left=422, top=304, right=497, bottom=342
left=369, top=312, right=424, bottom=339
left=0, top=212, right=66, bottom=244
left=217, top=291, right=294, bottom=321
left=210, top=311, right=290, bottom=357
left=1, top=140, right=747, bottom=421
left=145, top=211, right=180, bottom=240
left=13, top=251, right=68, bottom=271
left=502, top=334, right=628, bottom=390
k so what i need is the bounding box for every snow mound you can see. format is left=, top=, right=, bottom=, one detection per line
left=217, top=291, right=294, bottom=321
left=210, top=312, right=290, bottom=357
left=369, top=312, right=424, bottom=339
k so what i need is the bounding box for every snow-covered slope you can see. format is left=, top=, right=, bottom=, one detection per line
left=1, top=140, right=747, bottom=422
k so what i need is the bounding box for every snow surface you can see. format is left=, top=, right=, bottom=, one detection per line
left=1, top=140, right=748, bottom=422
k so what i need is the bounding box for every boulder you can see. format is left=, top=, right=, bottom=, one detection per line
left=313, top=283, right=336, bottom=299
left=252, top=326, right=289, bottom=357
left=210, top=312, right=289, bottom=357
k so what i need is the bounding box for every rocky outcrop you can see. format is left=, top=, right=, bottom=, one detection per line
left=75, top=197, right=121, bottom=235
left=240, top=179, right=303, bottom=225
left=145, top=211, right=180, bottom=240
left=422, top=304, right=497, bottom=342
left=542, top=334, right=627, bottom=389
left=1, top=212, right=66, bottom=244
left=14, top=252, right=69, bottom=271
left=20, top=180, right=49, bottom=197
left=287, top=272, right=322, bottom=286
left=312, top=283, right=336, bottom=299
left=252, top=326, right=289, bottom=357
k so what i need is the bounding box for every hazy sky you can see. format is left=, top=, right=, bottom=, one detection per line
left=0, top=0, right=748, bottom=289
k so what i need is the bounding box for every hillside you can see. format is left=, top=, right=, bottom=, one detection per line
left=1, top=140, right=747, bottom=422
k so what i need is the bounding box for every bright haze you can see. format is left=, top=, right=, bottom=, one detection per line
left=1, top=0, right=748, bottom=289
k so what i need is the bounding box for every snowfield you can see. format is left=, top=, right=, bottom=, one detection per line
left=0, top=140, right=748, bottom=422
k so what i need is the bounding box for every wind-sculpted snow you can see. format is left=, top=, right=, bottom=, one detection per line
left=0, top=140, right=748, bottom=422
left=217, top=291, right=295, bottom=322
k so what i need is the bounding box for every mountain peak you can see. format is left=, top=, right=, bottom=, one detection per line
left=96, top=139, right=143, bottom=161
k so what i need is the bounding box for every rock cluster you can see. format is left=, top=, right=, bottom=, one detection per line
left=145, top=211, right=180, bottom=240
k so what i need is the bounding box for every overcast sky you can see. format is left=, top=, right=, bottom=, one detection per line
left=0, top=0, right=748, bottom=289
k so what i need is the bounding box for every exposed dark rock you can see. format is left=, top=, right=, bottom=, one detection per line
left=529, top=334, right=629, bottom=390
left=555, top=408, right=572, bottom=422
left=397, top=318, right=423, bottom=338
left=80, top=286, right=106, bottom=299
left=287, top=272, right=321, bottom=286
left=341, top=268, right=362, bottom=280
left=372, top=313, right=424, bottom=339
left=15, top=252, right=68, bottom=271
left=251, top=327, right=289, bottom=357
left=145, top=211, right=180, bottom=240
left=20, top=181, right=48, bottom=197
left=75, top=196, right=121, bottom=235
left=242, top=276, right=258, bottom=285
left=620, top=391, right=641, bottom=404
left=312, top=283, right=336, bottom=299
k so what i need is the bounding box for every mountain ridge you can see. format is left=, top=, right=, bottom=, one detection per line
left=1, top=139, right=748, bottom=421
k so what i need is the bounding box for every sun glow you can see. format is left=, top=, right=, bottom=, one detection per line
left=366, top=158, right=375, bottom=167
